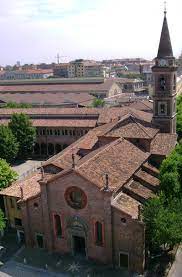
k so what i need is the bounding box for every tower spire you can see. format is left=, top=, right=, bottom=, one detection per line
left=164, top=1, right=167, bottom=16
left=157, top=3, right=173, bottom=58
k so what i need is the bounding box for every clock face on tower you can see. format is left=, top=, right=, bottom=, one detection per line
left=158, top=59, right=168, bottom=67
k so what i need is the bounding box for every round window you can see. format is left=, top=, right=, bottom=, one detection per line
left=65, top=186, right=87, bottom=209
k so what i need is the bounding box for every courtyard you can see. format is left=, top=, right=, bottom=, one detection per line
left=12, top=159, right=45, bottom=180
left=12, top=247, right=132, bottom=277
left=0, top=231, right=134, bottom=277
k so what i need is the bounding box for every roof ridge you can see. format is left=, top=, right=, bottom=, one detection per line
left=141, top=100, right=153, bottom=110
left=130, top=116, right=151, bottom=138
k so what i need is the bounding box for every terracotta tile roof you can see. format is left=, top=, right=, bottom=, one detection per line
left=42, top=123, right=117, bottom=170
left=43, top=135, right=87, bottom=169
left=0, top=107, right=100, bottom=116
left=151, top=133, right=177, bottom=156
left=105, top=114, right=159, bottom=139
left=112, top=192, right=140, bottom=219
left=0, top=107, right=153, bottom=127
left=76, top=138, right=149, bottom=191
left=142, top=162, right=159, bottom=177
left=32, top=119, right=97, bottom=128
left=124, top=180, right=155, bottom=202
left=0, top=92, right=95, bottom=107
left=125, top=100, right=153, bottom=112
left=97, top=107, right=153, bottom=125
left=0, top=173, right=42, bottom=200
left=0, top=118, right=97, bottom=128
left=134, top=169, right=160, bottom=189
left=0, top=79, right=115, bottom=93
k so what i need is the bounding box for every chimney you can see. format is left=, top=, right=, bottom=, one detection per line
left=72, top=153, right=75, bottom=169
left=20, top=186, right=23, bottom=200
left=103, top=173, right=109, bottom=192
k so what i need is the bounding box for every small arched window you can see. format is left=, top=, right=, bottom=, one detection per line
left=173, top=74, right=176, bottom=90
left=53, top=214, right=63, bottom=238
left=159, top=75, right=166, bottom=91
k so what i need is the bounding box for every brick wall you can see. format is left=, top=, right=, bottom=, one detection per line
left=112, top=208, right=145, bottom=273
left=39, top=171, right=113, bottom=263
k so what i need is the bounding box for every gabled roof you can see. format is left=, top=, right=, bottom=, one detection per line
left=151, top=133, right=177, bottom=156
left=157, top=12, right=173, bottom=58
left=105, top=114, right=159, bottom=139
left=0, top=173, right=42, bottom=200
left=76, top=138, right=149, bottom=191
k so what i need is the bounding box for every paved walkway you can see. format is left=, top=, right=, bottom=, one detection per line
left=12, top=160, right=44, bottom=180
left=168, top=246, right=182, bottom=277
left=0, top=260, right=67, bottom=277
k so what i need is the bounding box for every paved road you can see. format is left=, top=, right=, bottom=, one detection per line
left=168, top=246, right=182, bottom=277
left=0, top=261, right=68, bottom=277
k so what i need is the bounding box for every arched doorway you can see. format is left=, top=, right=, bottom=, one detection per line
left=48, top=143, right=54, bottom=156
left=55, top=144, right=62, bottom=154
left=41, top=143, right=47, bottom=156
left=67, top=216, right=88, bottom=258
left=34, top=143, right=40, bottom=156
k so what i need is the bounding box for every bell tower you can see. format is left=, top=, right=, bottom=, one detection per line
left=152, top=6, right=177, bottom=134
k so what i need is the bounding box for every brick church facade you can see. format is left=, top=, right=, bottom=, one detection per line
left=0, top=10, right=178, bottom=274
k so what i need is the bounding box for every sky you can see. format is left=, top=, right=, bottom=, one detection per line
left=0, top=0, right=181, bottom=65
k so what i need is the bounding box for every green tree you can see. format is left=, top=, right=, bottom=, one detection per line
left=0, top=159, right=18, bottom=189
left=0, top=126, right=19, bottom=163
left=143, top=141, right=182, bottom=252
left=160, top=172, right=180, bottom=198
left=92, top=98, right=105, bottom=107
left=159, top=141, right=182, bottom=198
left=143, top=197, right=182, bottom=251
left=4, top=102, right=32, bottom=109
left=9, top=113, right=36, bottom=159
left=0, top=209, right=5, bottom=231
left=117, top=72, right=144, bottom=80
left=176, top=95, right=182, bottom=138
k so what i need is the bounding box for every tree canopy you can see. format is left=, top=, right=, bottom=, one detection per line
left=3, top=102, right=32, bottom=109
left=9, top=113, right=36, bottom=159
left=0, top=125, right=19, bottom=163
left=92, top=98, right=105, bottom=107
left=142, top=141, right=182, bottom=252
left=0, top=159, right=18, bottom=189
left=143, top=196, right=182, bottom=252
left=177, top=95, right=182, bottom=138
left=0, top=209, right=5, bottom=231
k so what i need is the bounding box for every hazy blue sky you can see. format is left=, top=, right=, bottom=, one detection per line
left=0, top=0, right=181, bottom=65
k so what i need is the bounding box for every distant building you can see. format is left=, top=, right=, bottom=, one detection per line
left=115, top=78, right=146, bottom=96
left=53, top=64, right=69, bottom=78
left=0, top=78, right=122, bottom=106
left=0, top=69, right=53, bottom=80
left=53, top=60, right=109, bottom=78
